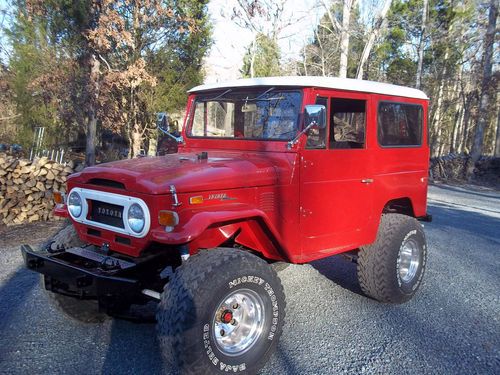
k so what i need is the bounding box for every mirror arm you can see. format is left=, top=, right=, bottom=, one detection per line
left=287, top=122, right=315, bottom=149
left=159, top=125, right=184, bottom=144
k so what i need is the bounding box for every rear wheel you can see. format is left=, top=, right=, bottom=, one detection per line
left=157, top=248, right=286, bottom=374
left=357, top=214, right=427, bottom=303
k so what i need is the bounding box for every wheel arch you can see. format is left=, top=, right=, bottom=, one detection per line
left=382, top=197, right=416, bottom=218
left=184, top=213, right=291, bottom=263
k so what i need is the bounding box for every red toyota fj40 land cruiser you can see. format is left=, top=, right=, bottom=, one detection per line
left=22, top=76, right=430, bottom=374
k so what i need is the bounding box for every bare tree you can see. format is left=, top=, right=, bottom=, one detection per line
left=466, top=0, right=497, bottom=179
left=415, top=0, right=428, bottom=89
left=495, top=104, right=500, bottom=157
left=318, top=0, right=358, bottom=78
left=229, top=0, right=294, bottom=78
left=355, top=0, right=392, bottom=80
left=339, top=0, right=357, bottom=78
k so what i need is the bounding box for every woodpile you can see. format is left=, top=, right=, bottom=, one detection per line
left=431, top=154, right=500, bottom=187
left=0, top=153, right=76, bottom=226
left=430, top=154, right=469, bottom=181
left=474, top=157, right=500, bottom=186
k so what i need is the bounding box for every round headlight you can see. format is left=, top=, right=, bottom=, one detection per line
left=68, top=191, right=82, bottom=218
left=128, top=203, right=145, bottom=233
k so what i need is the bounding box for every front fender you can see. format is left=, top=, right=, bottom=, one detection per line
left=150, top=204, right=291, bottom=261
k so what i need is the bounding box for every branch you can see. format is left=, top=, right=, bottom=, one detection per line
left=0, top=114, right=21, bottom=121
left=98, top=54, right=113, bottom=71
left=320, top=0, right=341, bottom=32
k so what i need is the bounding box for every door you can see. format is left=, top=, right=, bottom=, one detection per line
left=300, top=90, right=374, bottom=261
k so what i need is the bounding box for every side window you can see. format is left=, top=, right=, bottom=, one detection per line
left=306, top=96, right=328, bottom=149
left=330, top=98, right=366, bottom=149
left=378, top=102, right=423, bottom=146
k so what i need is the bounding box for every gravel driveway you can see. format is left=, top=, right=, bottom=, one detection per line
left=0, top=184, right=499, bottom=374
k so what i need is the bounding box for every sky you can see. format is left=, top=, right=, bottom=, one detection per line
left=0, top=0, right=9, bottom=63
left=0, top=0, right=321, bottom=73
left=204, top=0, right=322, bottom=83
left=0, top=0, right=383, bottom=81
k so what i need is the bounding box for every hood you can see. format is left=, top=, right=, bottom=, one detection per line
left=70, top=152, right=280, bottom=194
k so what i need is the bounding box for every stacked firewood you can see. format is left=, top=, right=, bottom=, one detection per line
left=474, top=157, right=500, bottom=186
left=430, top=154, right=469, bottom=181
left=430, top=153, right=500, bottom=186
left=0, top=154, right=76, bottom=225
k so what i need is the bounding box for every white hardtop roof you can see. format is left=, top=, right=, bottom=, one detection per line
left=189, top=76, right=428, bottom=100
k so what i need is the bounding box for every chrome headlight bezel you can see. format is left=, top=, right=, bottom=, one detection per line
left=67, top=188, right=151, bottom=238
left=68, top=191, right=82, bottom=218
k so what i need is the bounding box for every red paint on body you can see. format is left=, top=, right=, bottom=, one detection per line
left=59, top=86, right=429, bottom=263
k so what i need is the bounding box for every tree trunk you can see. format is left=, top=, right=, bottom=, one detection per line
left=466, top=0, right=497, bottom=180
left=449, top=68, right=462, bottom=154
left=314, top=29, right=327, bottom=76
left=85, top=54, right=100, bottom=167
left=430, top=51, right=448, bottom=157
left=302, top=35, right=309, bottom=76
left=131, top=125, right=142, bottom=157
left=495, top=107, right=500, bottom=157
left=339, top=0, right=355, bottom=78
left=148, top=137, right=157, bottom=157
left=356, top=0, right=392, bottom=80
left=455, top=108, right=465, bottom=154
left=85, top=112, right=97, bottom=166
left=415, top=0, right=428, bottom=89
left=461, top=94, right=473, bottom=154
left=250, top=36, right=257, bottom=78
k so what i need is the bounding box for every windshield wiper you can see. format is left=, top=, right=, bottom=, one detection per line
left=199, top=89, right=232, bottom=102
left=244, top=87, right=277, bottom=103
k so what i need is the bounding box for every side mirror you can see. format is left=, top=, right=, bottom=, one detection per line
left=157, top=112, right=184, bottom=144
left=287, top=104, right=327, bottom=149
left=157, top=112, right=168, bottom=131
left=304, top=105, right=326, bottom=130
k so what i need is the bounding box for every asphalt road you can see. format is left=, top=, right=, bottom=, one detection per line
left=0, top=184, right=499, bottom=375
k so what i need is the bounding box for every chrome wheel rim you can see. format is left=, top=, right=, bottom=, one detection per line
left=212, top=288, right=265, bottom=356
left=398, top=238, right=421, bottom=283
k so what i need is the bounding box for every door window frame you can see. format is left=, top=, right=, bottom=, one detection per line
left=308, top=89, right=371, bottom=151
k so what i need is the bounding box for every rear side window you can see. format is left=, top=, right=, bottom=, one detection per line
left=378, top=102, right=423, bottom=147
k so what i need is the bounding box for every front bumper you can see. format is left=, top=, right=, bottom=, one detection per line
left=21, top=244, right=143, bottom=301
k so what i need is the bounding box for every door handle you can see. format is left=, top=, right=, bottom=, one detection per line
left=361, top=178, right=374, bottom=184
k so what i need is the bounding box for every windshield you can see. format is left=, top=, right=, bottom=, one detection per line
left=189, top=89, right=302, bottom=140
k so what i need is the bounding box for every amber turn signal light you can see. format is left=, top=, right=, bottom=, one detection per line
left=158, top=210, right=179, bottom=227
left=189, top=196, right=204, bottom=205
left=53, top=191, right=64, bottom=204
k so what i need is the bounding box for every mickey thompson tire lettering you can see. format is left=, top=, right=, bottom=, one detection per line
left=357, top=213, right=427, bottom=304
left=156, top=248, right=286, bottom=375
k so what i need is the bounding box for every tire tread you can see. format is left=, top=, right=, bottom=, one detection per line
left=357, top=214, right=426, bottom=303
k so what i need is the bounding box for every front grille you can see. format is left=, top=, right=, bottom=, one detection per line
left=69, top=187, right=150, bottom=238
left=89, top=200, right=125, bottom=228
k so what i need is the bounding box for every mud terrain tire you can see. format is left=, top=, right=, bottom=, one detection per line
left=357, top=214, right=427, bottom=303
left=157, top=248, right=286, bottom=375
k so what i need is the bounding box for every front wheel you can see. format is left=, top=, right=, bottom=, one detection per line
left=357, top=214, right=427, bottom=303
left=156, top=248, right=286, bottom=374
